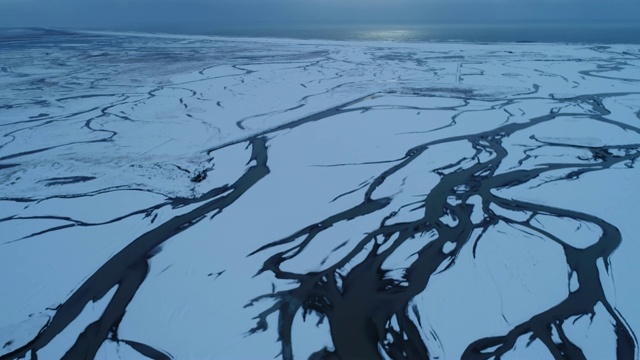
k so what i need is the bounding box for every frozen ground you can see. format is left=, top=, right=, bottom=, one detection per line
left=1, top=28, right=640, bottom=359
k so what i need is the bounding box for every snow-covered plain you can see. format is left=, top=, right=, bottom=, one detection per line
left=1, top=28, right=640, bottom=359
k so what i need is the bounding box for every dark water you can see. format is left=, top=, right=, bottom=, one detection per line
left=3, top=23, right=640, bottom=44
left=182, top=23, right=640, bottom=44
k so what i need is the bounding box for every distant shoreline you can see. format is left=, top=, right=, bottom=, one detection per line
left=48, top=22, right=640, bottom=45
left=4, top=26, right=640, bottom=47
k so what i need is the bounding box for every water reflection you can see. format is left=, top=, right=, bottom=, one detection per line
left=353, top=29, right=421, bottom=42
left=197, top=23, right=640, bottom=44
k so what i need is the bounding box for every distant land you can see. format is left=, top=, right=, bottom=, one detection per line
left=48, top=22, right=640, bottom=44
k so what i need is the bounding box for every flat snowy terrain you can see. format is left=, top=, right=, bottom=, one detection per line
left=1, top=28, right=640, bottom=359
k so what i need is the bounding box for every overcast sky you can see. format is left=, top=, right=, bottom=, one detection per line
left=1, top=0, right=639, bottom=30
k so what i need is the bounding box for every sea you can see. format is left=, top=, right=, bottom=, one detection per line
left=2, top=22, right=639, bottom=45
left=168, top=22, right=640, bottom=44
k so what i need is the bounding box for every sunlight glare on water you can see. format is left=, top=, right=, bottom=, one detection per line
left=355, top=29, right=421, bottom=42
